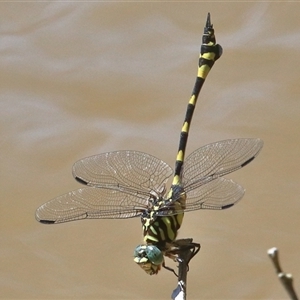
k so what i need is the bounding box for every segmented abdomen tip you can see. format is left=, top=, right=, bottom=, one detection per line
left=206, top=12, right=211, bottom=27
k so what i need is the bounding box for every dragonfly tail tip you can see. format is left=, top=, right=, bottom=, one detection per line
left=206, top=12, right=212, bottom=28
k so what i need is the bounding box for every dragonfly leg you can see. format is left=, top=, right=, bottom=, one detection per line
left=163, top=238, right=201, bottom=276
left=162, top=261, right=179, bottom=277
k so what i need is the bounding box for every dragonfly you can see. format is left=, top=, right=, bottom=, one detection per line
left=36, top=13, right=263, bottom=275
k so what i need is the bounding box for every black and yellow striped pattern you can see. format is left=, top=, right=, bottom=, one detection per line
left=142, top=13, right=222, bottom=250
left=172, top=13, right=222, bottom=186
left=143, top=197, right=184, bottom=246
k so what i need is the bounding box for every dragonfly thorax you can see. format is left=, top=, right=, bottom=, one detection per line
left=141, top=185, right=186, bottom=235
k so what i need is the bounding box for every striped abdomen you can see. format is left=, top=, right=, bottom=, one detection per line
left=172, top=13, right=222, bottom=187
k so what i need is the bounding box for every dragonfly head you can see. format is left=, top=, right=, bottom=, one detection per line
left=133, top=245, right=164, bottom=275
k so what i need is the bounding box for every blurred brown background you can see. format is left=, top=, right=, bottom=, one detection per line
left=1, top=2, right=300, bottom=299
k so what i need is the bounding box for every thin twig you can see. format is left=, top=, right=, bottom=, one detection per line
left=268, top=247, right=298, bottom=300
left=171, top=249, right=192, bottom=300
left=171, top=239, right=200, bottom=300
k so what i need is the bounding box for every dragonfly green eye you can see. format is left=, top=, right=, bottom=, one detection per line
left=134, top=245, right=164, bottom=265
left=134, top=245, right=164, bottom=275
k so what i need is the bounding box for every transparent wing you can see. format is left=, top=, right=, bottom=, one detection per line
left=184, top=177, right=245, bottom=211
left=35, top=187, right=150, bottom=224
left=183, top=138, right=263, bottom=192
left=73, top=150, right=173, bottom=195
left=155, top=178, right=244, bottom=216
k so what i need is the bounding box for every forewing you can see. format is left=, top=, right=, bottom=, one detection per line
left=183, top=138, right=263, bottom=191
left=73, top=150, right=173, bottom=194
left=35, top=187, right=149, bottom=224
left=185, top=177, right=245, bottom=211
